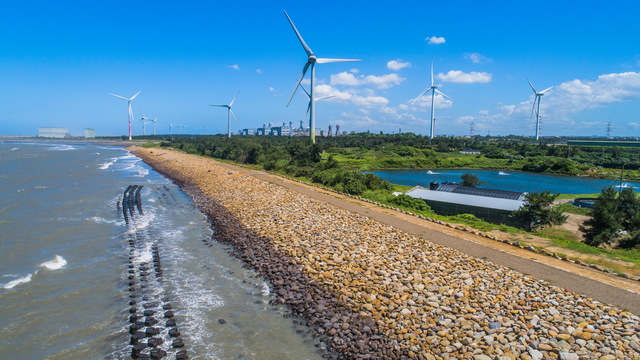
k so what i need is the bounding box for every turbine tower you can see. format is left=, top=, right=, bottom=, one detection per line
left=412, top=63, right=452, bottom=139
left=284, top=10, right=360, bottom=144
left=528, top=79, right=552, bottom=141
left=109, top=90, right=142, bottom=140
left=210, top=92, right=239, bottom=138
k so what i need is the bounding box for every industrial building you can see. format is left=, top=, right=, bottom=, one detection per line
left=38, top=127, right=69, bottom=138
left=406, top=182, right=526, bottom=228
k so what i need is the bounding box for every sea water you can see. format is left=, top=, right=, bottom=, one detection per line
left=0, top=142, right=323, bottom=359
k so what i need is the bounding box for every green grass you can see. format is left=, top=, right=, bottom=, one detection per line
left=556, top=193, right=600, bottom=200
left=536, top=230, right=640, bottom=268
left=553, top=202, right=592, bottom=216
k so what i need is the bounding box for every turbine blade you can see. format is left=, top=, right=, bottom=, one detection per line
left=287, top=62, right=311, bottom=107
left=306, top=102, right=311, bottom=116
left=299, top=83, right=310, bottom=97
left=109, top=93, right=128, bottom=101
left=318, top=95, right=335, bottom=101
left=435, top=89, right=453, bottom=101
left=540, top=86, right=553, bottom=94
left=284, top=11, right=313, bottom=57
left=527, top=79, right=537, bottom=93
left=130, top=89, right=143, bottom=101
left=411, top=89, right=432, bottom=105
left=229, top=91, right=240, bottom=107
left=316, top=58, right=361, bottom=63
left=229, top=109, right=238, bottom=123
left=210, top=104, right=226, bottom=107
left=531, top=97, right=538, bottom=118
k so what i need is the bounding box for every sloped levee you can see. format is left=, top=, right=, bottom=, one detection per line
left=131, top=147, right=640, bottom=360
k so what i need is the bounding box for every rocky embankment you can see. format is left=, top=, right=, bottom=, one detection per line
left=130, top=147, right=640, bottom=360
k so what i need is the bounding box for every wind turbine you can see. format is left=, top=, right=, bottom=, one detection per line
left=140, top=111, right=152, bottom=136
left=109, top=90, right=142, bottom=140
left=411, top=63, right=452, bottom=139
left=528, top=79, right=552, bottom=141
left=149, top=117, right=158, bottom=136
left=169, top=123, right=174, bottom=135
left=210, top=92, right=239, bottom=138
left=284, top=10, right=360, bottom=144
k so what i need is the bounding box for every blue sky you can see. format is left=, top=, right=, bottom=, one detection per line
left=1, top=0, right=639, bottom=138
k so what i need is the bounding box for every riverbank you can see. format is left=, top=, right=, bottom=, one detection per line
left=130, top=147, right=640, bottom=359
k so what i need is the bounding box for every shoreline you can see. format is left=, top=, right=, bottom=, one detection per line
left=0, top=137, right=145, bottom=147
left=130, top=147, right=640, bottom=359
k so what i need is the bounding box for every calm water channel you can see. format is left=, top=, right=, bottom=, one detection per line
left=371, top=169, right=640, bottom=194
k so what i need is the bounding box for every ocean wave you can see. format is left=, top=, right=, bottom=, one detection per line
left=89, top=216, right=124, bottom=226
left=48, top=145, right=76, bottom=151
left=3, top=274, right=33, bottom=289
left=40, top=255, right=67, bottom=270
left=2, top=255, right=67, bottom=290
left=99, top=158, right=118, bottom=170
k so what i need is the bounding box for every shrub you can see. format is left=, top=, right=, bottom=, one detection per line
left=390, top=194, right=430, bottom=212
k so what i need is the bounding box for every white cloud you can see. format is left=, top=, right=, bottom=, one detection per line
left=437, top=70, right=492, bottom=83
left=330, top=72, right=406, bottom=89
left=410, top=93, right=453, bottom=110
left=426, top=36, right=446, bottom=45
left=256, top=69, right=263, bottom=74
left=450, top=72, right=640, bottom=137
left=227, top=64, right=240, bottom=70
left=315, top=84, right=389, bottom=107
left=629, top=122, right=640, bottom=129
left=387, top=59, right=412, bottom=71
left=479, top=110, right=489, bottom=115
left=465, top=53, right=491, bottom=64
left=350, top=68, right=360, bottom=74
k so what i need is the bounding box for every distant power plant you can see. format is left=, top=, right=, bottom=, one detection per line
left=38, top=127, right=69, bottom=138
left=240, top=122, right=349, bottom=137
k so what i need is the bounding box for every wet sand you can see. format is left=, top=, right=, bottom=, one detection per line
left=130, top=147, right=640, bottom=360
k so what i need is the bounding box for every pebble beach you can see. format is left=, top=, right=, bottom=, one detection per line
left=130, top=147, right=640, bottom=360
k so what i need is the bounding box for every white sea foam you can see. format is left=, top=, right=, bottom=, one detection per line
left=126, top=213, right=155, bottom=235
left=40, top=255, right=67, bottom=270
left=3, top=274, right=33, bottom=289
left=136, top=245, right=154, bottom=264
left=11, top=147, right=19, bottom=151
left=89, top=216, right=124, bottom=226
left=48, top=144, right=76, bottom=151
left=260, top=281, right=270, bottom=296
left=99, top=158, right=118, bottom=170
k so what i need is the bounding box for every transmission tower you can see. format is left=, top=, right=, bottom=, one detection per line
left=606, top=122, right=612, bottom=139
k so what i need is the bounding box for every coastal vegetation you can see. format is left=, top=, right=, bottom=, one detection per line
left=157, top=134, right=640, bottom=271
left=163, top=132, right=640, bottom=181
